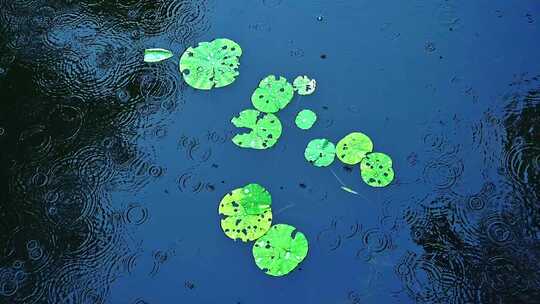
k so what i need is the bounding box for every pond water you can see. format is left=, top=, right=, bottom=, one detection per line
left=0, top=1, right=539, bottom=303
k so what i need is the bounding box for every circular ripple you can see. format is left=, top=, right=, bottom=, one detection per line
left=47, top=104, right=83, bottom=142
left=482, top=214, right=516, bottom=245
left=361, top=228, right=391, bottom=253
left=423, top=159, right=463, bottom=189
left=18, top=125, right=52, bottom=162
left=503, top=140, right=539, bottom=187
left=125, top=204, right=149, bottom=225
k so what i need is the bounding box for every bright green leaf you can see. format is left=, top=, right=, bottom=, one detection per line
left=304, top=138, right=336, bottom=167
left=231, top=109, right=282, bottom=149
left=360, top=152, right=395, bottom=187
left=293, top=75, right=316, bottom=95
left=251, top=75, right=294, bottom=113
left=336, top=132, right=374, bottom=165
left=144, top=48, right=174, bottom=63
left=219, top=183, right=273, bottom=242
left=252, top=224, right=308, bottom=276
left=179, top=38, right=242, bottom=90
left=295, top=109, right=317, bottom=130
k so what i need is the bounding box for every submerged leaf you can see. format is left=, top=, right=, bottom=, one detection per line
left=231, top=109, right=282, bottom=149
left=219, top=183, right=273, bottom=242
left=293, top=75, right=317, bottom=95
left=336, top=132, right=374, bottom=165
left=360, top=152, right=395, bottom=187
left=144, top=48, right=174, bottom=63
left=295, top=109, right=317, bottom=130
left=251, top=75, right=294, bottom=113
left=304, top=138, right=336, bottom=167
left=179, top=38, right=242, bottom=90
left=252, top=224, right=308, bottom=276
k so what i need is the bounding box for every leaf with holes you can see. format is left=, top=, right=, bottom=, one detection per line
left=219, top=183, right=273, bottom=242
left=336, top=132, right=373, bottom=165
left=360, top=152, right=395, bottom=187
left=304, top=138, right=336, bottom=167
left=252, top=224, right=308, bottom=276
left=295, top=109, right=317, bottom=130
left=179, top=38, right=242, bottom=90
left=144, top=48, right=174, bottom=63
left=251, top=75, right=294, bottom=113
left=231, top=109, right=282, bottom=149
left=293, top=75, right=316, bottom=95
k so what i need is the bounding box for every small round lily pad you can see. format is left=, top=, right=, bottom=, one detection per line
left=231, top=109, right=282, bottom=149
left=304, top=138, right=336, bottom=167
left=252, top=224, right=309, bottom=276
left=219, top=183, right=273, bottom=242
left=251, top=75, right=294, bottom=113
left=295, top=109, right=317, bottom=130
left=360, top=152, right=395, bottom=187
left=293, top=76, right=316, bottom=95
left=179, top=38, right=242, bottom=90
left=336, top=132, right=374, bottom=165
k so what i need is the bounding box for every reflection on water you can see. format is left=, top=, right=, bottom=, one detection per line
left=0, top=0, right=539, bottom=303
left=0, top=0, right=209, bottom=302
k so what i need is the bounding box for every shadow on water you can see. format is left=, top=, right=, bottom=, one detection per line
left=394, top=76, right=540, bottom=304
left=0, top=0, right=209, bottom=303
left=0, top=0, right=539, bottom=303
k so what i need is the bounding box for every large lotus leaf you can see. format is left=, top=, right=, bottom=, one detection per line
left=219, top=183, right=273, bottom=242
left=251, top=75, right=294, bottom=113
left=179, top=38, right=242, bottom=90
left=295, top=109, right=317, bottom=130
left=252, top=224, right=309, bottom=276
left=304, top=138, right=336, bottom=167
left=231, top=109, right=282, bottom=149
left=360, top=152, right=395, bottom=187
left=336, top=132, right=374, bottom=165
left=144, top=48, right=173, bottom=63
left=293, top=75, right=316, bottom=95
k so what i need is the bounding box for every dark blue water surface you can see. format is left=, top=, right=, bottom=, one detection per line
left=1, top=0, right=539, bottom=303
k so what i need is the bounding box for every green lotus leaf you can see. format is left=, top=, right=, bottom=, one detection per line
left=144, top=48, right=174, bottom=63
left=231, top=109, right=282, bottom=149
left=252, top=224, right=308, bottom=276
left=304, top=138, right=336, bottom=167
left=336, top=132, right=374, bottom=165
left=219, top=183, right=273, bottom=242
left=360, top=152, right=395, bottom=187
left=293, top=75, right=316, bottom=95
left=295, top=109, right=317, bottom=130
left=179, top=38, right=242, bottom=90
left=251, top=75, right=294, bottom=113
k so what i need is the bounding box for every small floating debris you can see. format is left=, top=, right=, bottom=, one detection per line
left=144, top=48, right=173, bottom=63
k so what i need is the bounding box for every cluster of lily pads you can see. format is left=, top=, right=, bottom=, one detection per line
left=144, top=37, right=394, bottom=278
left=219, top=183, right=308, bottom=276
left=305, top=132, right=395, bottom=187
left=231, top=74, right=317, bottom=149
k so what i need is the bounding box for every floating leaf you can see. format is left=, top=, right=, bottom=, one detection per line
left=360, top=152, right=395, bottom=187
left=252, top=224, right=308, bottom=276
left=336, top=132, right=373, bottom=165
left=179, top=38, right=242, bottom=90
left=340, top=186, right=359, bottom=195
left=304, top=138, right=336, bottom=167
left=251, top=75, right=294, bottom=113
left=144, top=48, right=174, bottom=63
left=293, top=75, right=317, bottom=95
left=219, top=183, right=273, bottom=242
left=231, top=109, right=282, bottom=149
left=295, top=109, right=317, bottom=130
